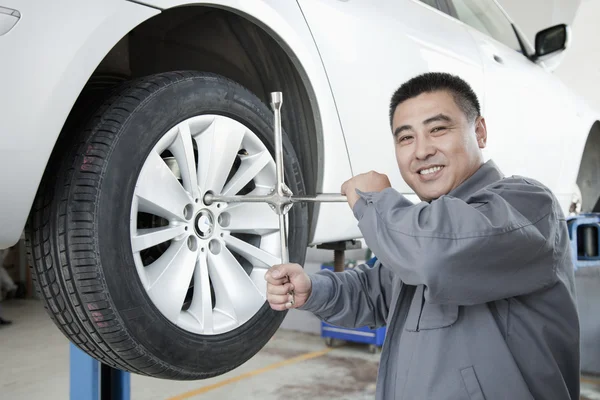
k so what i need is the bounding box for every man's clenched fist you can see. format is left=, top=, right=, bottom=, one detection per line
left=341, top=171, right=391, bottom=209
left=265, top=263, right=312, bottom=311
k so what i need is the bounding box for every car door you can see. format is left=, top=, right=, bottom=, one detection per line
left=441, top=0, right=577, bottom=191
left=295, top=0, right=485, bottom=196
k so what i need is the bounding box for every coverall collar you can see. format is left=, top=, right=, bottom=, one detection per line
left=446, top=159, right=504, bottom=201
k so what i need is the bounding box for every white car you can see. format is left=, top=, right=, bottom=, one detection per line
left=0, top=0, right=597, bottom=379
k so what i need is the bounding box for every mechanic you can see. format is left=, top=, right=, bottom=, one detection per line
left=265, top=72, right=580, bottom=399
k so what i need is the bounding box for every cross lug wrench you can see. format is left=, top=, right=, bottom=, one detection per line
left=202, top=91, right=348, bottom=306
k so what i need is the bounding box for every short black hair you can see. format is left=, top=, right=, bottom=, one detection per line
left=389, top=72, right=481, bottom=127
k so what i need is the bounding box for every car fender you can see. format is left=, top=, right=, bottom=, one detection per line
left=0, top=0, right=160, bottom=248
left=556, top=96, right=600, bottom=213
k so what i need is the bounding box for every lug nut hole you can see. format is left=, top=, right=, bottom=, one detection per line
left=184, top=204, right=194, bottom=220
left=218, top=213, right=230, bottom=227
left=187, top=236, right=198, bottom=251
left=209, top=239, right=221, bottom=255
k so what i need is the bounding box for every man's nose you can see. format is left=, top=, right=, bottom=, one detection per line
left=414, top=137, right=436, bottom=160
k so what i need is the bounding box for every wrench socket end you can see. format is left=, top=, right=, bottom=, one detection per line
left=270, top=91, right=283, bottom=109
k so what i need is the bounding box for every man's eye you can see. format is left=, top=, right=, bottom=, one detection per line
left=397, top=135, right=413, bottom=143
left=431, top=126, right=447, bottom=133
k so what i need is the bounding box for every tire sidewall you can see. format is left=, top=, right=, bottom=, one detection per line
left=95, top=74, right=308, bottom=377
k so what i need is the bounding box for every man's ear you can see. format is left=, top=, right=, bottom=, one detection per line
left=474, top=116, right=487, bottom=149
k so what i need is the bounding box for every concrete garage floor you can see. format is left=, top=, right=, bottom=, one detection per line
left=1, top=299, right=600, bottom=400
left=0, top=299, right=379, bottom=400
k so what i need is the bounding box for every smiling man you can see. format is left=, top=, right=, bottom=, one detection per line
left=265, top=72, right=580, bottom=400
left=390, top=85, right=486, bottom=202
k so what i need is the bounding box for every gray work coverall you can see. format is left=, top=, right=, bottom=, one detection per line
left=300, top=160, right=580, bottom=399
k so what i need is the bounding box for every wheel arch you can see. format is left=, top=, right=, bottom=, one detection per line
left=575, top=120, right=600, bottom=212
left=47, top=4, right=328, bottom=241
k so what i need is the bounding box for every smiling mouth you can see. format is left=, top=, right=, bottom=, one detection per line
left=418, top=165, right=444, bottom=175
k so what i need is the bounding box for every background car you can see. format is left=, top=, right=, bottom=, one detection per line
left=0, top=0, right=598, bottom=380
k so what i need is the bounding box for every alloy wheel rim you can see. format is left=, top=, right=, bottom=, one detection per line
left=129, top=114, right=285, bottom=335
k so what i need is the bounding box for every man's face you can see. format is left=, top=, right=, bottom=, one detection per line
left=391, top=90, right=487, bottom=202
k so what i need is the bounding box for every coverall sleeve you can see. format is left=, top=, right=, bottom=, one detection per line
left=352, top=177, right=561, bottom=306
left=298, top=261, right=394, bottom=329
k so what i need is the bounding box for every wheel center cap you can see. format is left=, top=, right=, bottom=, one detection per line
left=195, top=209, right=215, bottom=238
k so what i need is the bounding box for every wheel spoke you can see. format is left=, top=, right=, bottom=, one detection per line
left=131, top=225, right=187, bottom=253
left=196, top=117, right=245, bottom=194
left=224, top=235, right=280, bottom=268
left=186, top=252, right=214, bottom=333
left=136, top=150, right=192, bottom=221
left=171, top=121, right=200, bottom=199
left=145, top=238, right=197, bottom=322
left=249, top=266, right=269, bottom=296
left=207, top=245, right=265, bottom=323
left=221, top=151, right=271, bottom=196
left=224, top=203, right=280, bottom=235
left=194, top=117, right=216, bottom=193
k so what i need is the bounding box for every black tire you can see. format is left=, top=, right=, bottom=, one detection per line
left=25, top=71, right=309, bottom=379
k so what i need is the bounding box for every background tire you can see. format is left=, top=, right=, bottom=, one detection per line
left=26, top=71, right=309, bottom=379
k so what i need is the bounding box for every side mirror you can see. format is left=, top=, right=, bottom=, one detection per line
left=532, top=24, right=569, bottom=61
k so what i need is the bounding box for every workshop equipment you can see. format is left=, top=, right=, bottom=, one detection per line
left=205, top=91, right=350, bottom=303
left=70, top=343, right=129, bottom=400
left=317, top=240, right=362, bottom=272
left=567, top=214, right=600, bottom=375
left=567, top=213, right=600, bottom=268
left=320, top=256, right=387, bottom=354
left=204, top=92, right=350, bottom=267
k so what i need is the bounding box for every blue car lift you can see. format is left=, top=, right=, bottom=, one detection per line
left=70, top=343, right=130, bottom=400
left=567, top=213, right=600, bottom=269
left=68, top=214, right=600, bottom=398
left=320, top=255, right=387, bottom=353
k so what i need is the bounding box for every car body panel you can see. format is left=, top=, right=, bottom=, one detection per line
left=0, top=0, right=159, bottom=248
left=297, top=0, right=486, bottom=194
